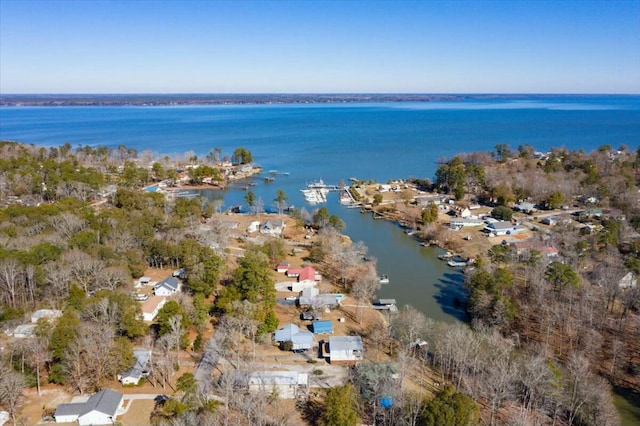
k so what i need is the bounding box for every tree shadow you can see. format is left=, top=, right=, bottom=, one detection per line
left=433, top=271, right=470, bottom=322
left=298, top=396, right=324, bottom=426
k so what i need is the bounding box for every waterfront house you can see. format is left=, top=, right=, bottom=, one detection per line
left=325, top=336, right=364, bottom=365
left=153, top=277, right=180, bottom=297
left=54, top=389, right=124, bottom=425
left=260, top=219, right=285, bottom=236
left=276, top=262, right=290, bottom=273
left=449, top=218, right=485, bottom=228
left=117, top=349, right=151, bottom=386
left=273, top=324, right=314, bottom=351
left=484, top=221, right=526, bottom=236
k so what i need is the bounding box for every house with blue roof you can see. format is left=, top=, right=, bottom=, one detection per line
left=273, top=324, right=314, bottom=351
left=311, top=320, right=333, bottom=334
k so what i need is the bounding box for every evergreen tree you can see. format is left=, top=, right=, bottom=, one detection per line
left=320, top=384, right=360, bottom=426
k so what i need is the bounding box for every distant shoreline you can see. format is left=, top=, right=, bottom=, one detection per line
left=1, top=93, right=635, bottom=107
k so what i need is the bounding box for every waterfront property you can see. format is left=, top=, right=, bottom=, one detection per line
left=484, top=221, right=527, bottom=236
left=260, top=218, right=285, bottom=236
left=324, top=336, right=364, bottom=365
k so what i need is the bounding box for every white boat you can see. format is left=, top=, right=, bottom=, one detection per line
left=379, top=274, right=390, bottom=284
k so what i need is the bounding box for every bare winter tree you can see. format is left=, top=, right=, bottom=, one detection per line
left=0, top=367, right=27, bottom=426
left=0, top=258, right=23, bottom=309
left=62, top=249, right=105, bottom=294
left=350, top=262, right=381, bottom=324
left=49, top=212, right=88, bottom=240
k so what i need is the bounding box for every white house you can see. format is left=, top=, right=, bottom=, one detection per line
left=247, top=221, right=261, bottom=233
left=31, top=309, right=62, bottom=323
left=326, top=336, right=364, bottom=365
left=260, top=219, right=285, bottom=236
left=54, top=389, right=124, bottom=425
left=153, top=277, right=181, bottom=297
left=449, top=218, right=485, bottom=228
left=118, top=349, right=151, bottom=386
left=140, top=296, right=166, bottom=322
left=484, top=221, right=527, bottom=236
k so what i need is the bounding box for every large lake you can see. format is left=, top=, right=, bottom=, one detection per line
left=1, top=95, right=639, bottom=323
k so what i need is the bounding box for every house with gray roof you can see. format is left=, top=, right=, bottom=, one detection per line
left=117, top=349, right=151, bottom=386
left=274, top=324, right=314, bottom=351
left=325, top=336, right=364, bottom=365
left=484, top=221, right=527, bottom=236
left=153, top=276, right=181, bottom=297
left=54, top=389, right=124, bottom=425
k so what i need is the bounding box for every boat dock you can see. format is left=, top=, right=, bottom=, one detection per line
left=372, top=298, right=398, bottom=312
left=301, top=179, right=340, bottom=204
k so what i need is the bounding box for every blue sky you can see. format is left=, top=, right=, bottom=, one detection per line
left=1, top=0, right=638, bottom=94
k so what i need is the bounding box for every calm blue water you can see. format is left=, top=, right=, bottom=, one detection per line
left=1, top=95, right=639, bottom=323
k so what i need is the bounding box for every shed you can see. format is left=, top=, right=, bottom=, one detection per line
left=311, top=320, right=333, bottom=334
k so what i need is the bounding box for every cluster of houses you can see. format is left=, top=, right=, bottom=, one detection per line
left=273, top=322, right=364, bottom=365
left=135, top=275, right=182, bottom=322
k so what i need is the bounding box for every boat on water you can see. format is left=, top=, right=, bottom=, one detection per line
left=447, top=256, right=474, bottom=267
left=437, top=251, right=454, bottom=260
left=264, top=176, right=275, bottom=182
left=379, top=274, right=390, bottom=284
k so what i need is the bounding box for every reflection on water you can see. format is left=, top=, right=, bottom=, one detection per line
left=338, top=207, right=467, bottom=323
left=613, top=387, right=640, bottom=426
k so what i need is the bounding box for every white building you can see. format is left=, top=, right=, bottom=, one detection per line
left=140, top=296, right=166, bottom=321
left=327, top=336, right=364, bottom=365
left=54, top=389, right=124, bottom=425
left=117, top=349, right=151, bottom=386
left=153, top=277, right=181, bottom=297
